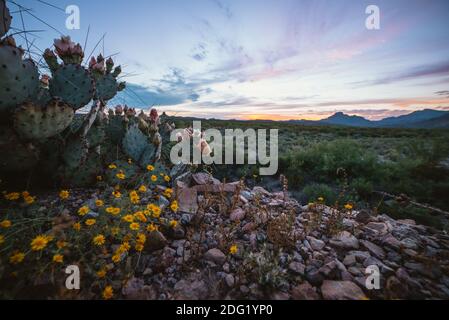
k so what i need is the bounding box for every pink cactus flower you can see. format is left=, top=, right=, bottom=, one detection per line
left=40, top=75, right=50, bottom=87
left=150, top=108, right=159, bottom=123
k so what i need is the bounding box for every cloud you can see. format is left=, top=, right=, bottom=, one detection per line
left=354, top=61, right=449, bottom=86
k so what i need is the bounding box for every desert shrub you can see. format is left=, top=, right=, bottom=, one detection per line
left=350, top=177, right=374, bottom=199
left=302, top=183, right=337, bottom=205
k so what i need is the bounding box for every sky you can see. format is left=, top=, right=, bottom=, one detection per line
left=7, top=0, right=449, bottom=120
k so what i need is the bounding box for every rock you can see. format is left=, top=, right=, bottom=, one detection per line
left=386, top=276, right=409, bottom=299
left=225, top=274, right=235, bottom=287
left=252, top=186, right=270, bottom=196
left=181, top=214, right=192, bottom=225
left=364, top=222, right=389, bottom=236
left=291, top=282, right=320, bottom=300
left=397, top=219, right=416, bottom=226
left=348, top=250, right=371, bottom=263
left=242, top=222, right=256, bottom=233
left=306, top=270, right=324, bottom=286
left=288, top=262, right=305, bottom=275
left=230, top=208, right=245, bottom=221
left=177, top=187, right=198, bottom=214
left=329, top=231, right=359, bottom=250
left=319, top=261, right=339, bottom=279
left=343, top=254, right=356, bottom=267
left=122, top=277, right=157, bottom=300
left=145, top=231, right=167, bottom=252
left=204, top=248, right=226, bottom=265
left=307, top=236, right=325, bottom=251
left=354, top=210, right=372, bottom=224
left=382, top=234, right=401, bottom=250
left=360, top=240, right=386, bottom=259
left=321, top=280, right=367, bottom=300
left=192, top=172, right=221, bottom=185
left=174, top=277, right=209, bottom=300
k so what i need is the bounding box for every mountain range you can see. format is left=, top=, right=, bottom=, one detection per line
left=291, top=109, right=449, bottom=128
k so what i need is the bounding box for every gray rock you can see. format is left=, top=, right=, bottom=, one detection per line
left=288, top=262, right=305, bottom=275
left=360, top=240, right=386, bottom=259
left=343, top=254, right=356, bottom=267
left=321, top=280, right=367, bottom=300
left=291, top=282, right=320, bottom=300
left=204, top=248, right=226, bottom=265
left=307, top=236, right=326, bottom=251
left=145, top=231, right=167, bottom=252
left=329, top=231, right=359, bottom=250
left=354, top=210, right=372, bottom=224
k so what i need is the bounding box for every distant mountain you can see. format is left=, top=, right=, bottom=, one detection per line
left=319, top=112, right=374, bottom=127
left=376, top=109, right=448, bottom=127
left=288, top=109, right=449, bottom=129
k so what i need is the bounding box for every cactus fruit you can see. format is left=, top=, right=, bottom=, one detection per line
left=0, top=38, right=40, bottom=113
left=1, top=0, right=12, bottom=39
left=53, top=36, right=84, bottom=65
left=13, top=100, right=74, bottom=140
left=49, top=64, right=95, bottom=110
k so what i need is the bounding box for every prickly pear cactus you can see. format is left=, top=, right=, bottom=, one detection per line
left=49, top=64, right=95, bottom=110
left=13, top=100, right=74, bottom=140
left=0, top=38, right=40, bottom=113
left=90, top=55, right=125, bottom=101
left=60, top=151, right=102, bottom=187
left=62, top=136, right=88, bottom=169
left=0, top=126, right=39, bottom=172
left=1, top=0, right=12, bottom=38
left=122, top=123, right=151, bottom=162
left=105, top=114, right=126, bottom=144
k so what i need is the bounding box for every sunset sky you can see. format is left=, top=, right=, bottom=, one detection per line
left=9, top=0, right=449, bottom=120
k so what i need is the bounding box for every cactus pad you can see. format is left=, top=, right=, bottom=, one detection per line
left=122, top=123, right=151, bottom=162
left=95, top=73, right=119, bottom=101
left=49, top=64, right=95, bottom=110
left=0, top=126, right=39, bottom=172
left=13, top=100, right=74, bottom=140
left=0, top=43, right=39, bottom=113
left=62, top=136, right=88, bottom=169
left=1, top=0, right=12, bottom=38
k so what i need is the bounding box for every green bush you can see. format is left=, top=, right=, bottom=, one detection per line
left=302, top=183, right=337, bottom=205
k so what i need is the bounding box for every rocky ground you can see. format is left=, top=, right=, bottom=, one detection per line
left=114, top=172, right=449, bottom=300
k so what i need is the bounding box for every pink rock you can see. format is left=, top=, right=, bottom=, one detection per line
left=321, top=280, right=367, bottom=300
left=230, top=208, right=245, bottom=221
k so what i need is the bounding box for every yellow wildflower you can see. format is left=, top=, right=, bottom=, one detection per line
left=138, top=185, right=147, bottom=193
left=5, top=192, right=20, bottom=200
left=22, top=191, right=30, bottom=198
left=0, top=234, right=4, bottom=245
left=78, top=206, right=90, bottom=216
left=85, top=219, right=96, bottom=226
left=24, top=196, right=35, bottom=205
left=229, top=244, right=238, bottom=255
left=136, top=233, right=146, bottom=244
left=147, top=223, right=157, bottom=232
left=56, top=241, right=67, bottom=249
left=134, top=212, right=147, bottom=223
left=122, top=215, right=134, bottom=223
left=95, top=199, right=104, bottom=207
left=9, top=252, right=25, bottom=264
left=53, top=254, right=64, bottom=263
left=102, top=286, right=114, bottom=300
left=59, top=190, right=70, bottom=200
left=73, top=222, right=81, bottom=231
left=135, top=243, right=144, bottom=252
left=31, top=235, right=49, bottom=251
left=112, top=190, right=121, bottom=198
left=112, top=254, right=121, bottom=263
left=97, top=269, right=107, bottom=278
left=112, top=207, right=121, bottom=215
left=128, top=158, right=133, bottom=164
left=96, top=175, right=103, bottom=181
left=0, top=220, right=12, bottom=228
left=344, top=203, right=353, bottom=210
left=93, top=234, right=106, bottom=246
left=170, top=201, right=179, bottom=212
left=146, top=164, right=155, bottom=171
left=108, top=164, right=117, bottom=169
left=110, top=227, right=120, bottom=236
left=164, top=175, right=171, bottom=182
left=318, top=197, right=324, bottom=202
left=116, top=172, right=126, bottom=180
left=169, top=220, right=178, bottom=228
left=129, top=222, right=140, bottom=231
left=151, top=175, right=158, bottom=182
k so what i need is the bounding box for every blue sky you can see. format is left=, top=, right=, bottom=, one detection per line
left=8, top=0, right=449, bottom=120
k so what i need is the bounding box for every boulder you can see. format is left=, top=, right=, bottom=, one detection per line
left=321, top=280, right=367, bottom=300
